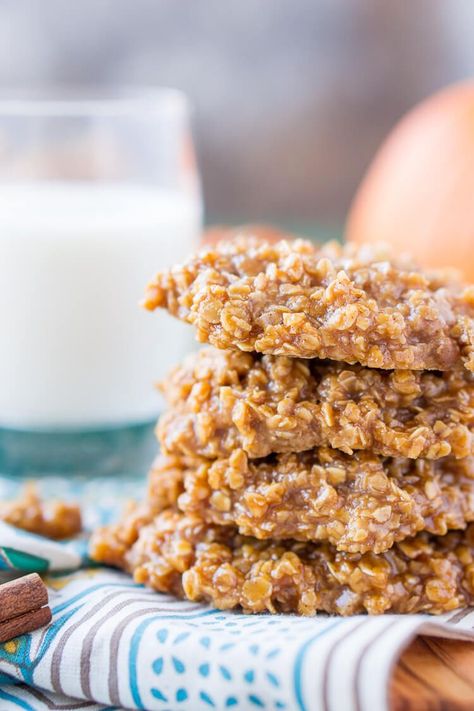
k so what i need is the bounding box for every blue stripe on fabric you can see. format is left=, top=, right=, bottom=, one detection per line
left=293, top=620, right=342, bottom=711
left=0, top=688, right=35, bottom=711
left=129, top=609, right=217, bottom=709
left=22, top=606, right=83, bottom=685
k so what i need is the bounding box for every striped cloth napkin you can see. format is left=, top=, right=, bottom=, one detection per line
left=1, top=475, right=474, bottom=711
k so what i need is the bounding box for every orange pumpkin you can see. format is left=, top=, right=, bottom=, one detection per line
left=346, top=80, right=474, bottom=283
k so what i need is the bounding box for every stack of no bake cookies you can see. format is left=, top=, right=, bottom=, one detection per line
left=91, top=233, right=474, bottom=615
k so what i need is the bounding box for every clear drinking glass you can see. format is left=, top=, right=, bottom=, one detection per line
left=0, top=88, right=202, bottom=476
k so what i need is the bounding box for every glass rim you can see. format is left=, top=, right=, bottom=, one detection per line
left=0, top=86, right=190, bottom=117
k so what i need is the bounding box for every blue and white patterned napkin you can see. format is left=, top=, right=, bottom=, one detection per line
left=1, top=475, right=474, bottom=711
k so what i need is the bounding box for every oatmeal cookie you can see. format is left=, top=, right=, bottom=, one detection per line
left=159, top=347, right=474, bottom=460
left=148, top=449, right=474, bottom=553
left=143, top=237, right=474, bottom=371
left=93, top=509, right=474, bottom=616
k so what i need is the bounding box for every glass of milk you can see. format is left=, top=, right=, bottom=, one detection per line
left=0, top=89, right=202, bottom=476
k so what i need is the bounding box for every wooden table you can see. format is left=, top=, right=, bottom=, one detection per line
left=390, top=636, right=474, bottom=710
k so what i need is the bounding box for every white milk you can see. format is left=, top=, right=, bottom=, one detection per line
left=0, top=183, right=201, bottom=427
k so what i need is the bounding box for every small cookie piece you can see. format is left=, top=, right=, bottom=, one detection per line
left=0, top=484, right=82, bottom=540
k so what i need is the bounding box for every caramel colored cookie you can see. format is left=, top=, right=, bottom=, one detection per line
left=91, top=509, right=474, bottom=616
left=143, top=237, right=474, bottom=371
left=149, top=449, right=474, bottom=553
left=159, top=347, right=474, bottom=460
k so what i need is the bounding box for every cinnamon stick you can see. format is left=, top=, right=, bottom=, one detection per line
left=0, top=573, right=48, bottom=623
left=0, top=605, right=52, bottom=644
left=0, top=573, right=51, bottom=642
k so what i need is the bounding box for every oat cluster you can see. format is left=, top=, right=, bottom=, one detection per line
left=90, top=231, right=474, bottom=615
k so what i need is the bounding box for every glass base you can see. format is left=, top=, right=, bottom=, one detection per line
left=0, top=420, right=158, bottom=477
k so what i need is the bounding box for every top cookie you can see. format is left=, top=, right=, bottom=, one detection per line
left=144, top=235, right=474, bottom=371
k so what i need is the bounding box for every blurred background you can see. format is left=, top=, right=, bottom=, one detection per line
left=1, top=0, right=474, bottom=231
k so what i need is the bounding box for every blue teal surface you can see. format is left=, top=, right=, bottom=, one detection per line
left=0, top=420, right=157, bottom=478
